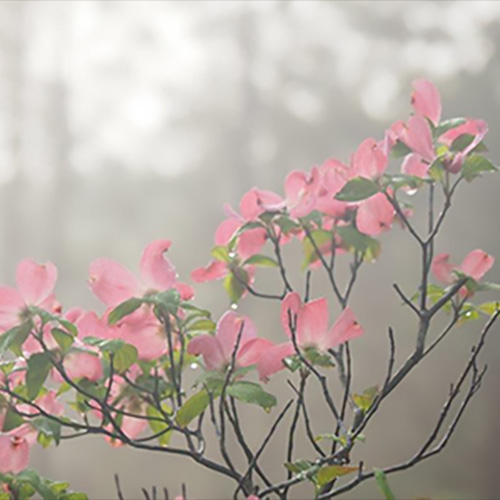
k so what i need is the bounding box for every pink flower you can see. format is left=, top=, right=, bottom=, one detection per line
left=432, top=249, right=494, bottom=295
left=351, top=138, right=388, bottom=180
left=0, top=431, right=30, bottom=474
left=411, top=79, right=442, bottom=126
left=398, top=116, right=435, bottom=163
left=0, top=259, right=57, bottom=331
left=401, top=153, right=429, bottom=178
left=281, top=292, right=363, bottom=352
left=314, top=159, right=349, bottom=217
left=284, top=168, right=320, bottom=218
left=89, top=240, right=192, bottom=307
left=187, top=311, right=271, bottom=372
left=239, top=188, right=284, bottom=221
left=356, top=193, right=395, bottom=237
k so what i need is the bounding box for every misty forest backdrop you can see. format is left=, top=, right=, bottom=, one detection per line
left=1, top=2, right=500, bottom=499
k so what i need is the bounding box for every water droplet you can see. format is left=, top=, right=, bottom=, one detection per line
left=228, top=252, right=236, bottom=259
left=190, top=362, right=198, bottom=370
left=406, top=188, right=417, bottom=196
left=230, top=303, right=238, bottom=310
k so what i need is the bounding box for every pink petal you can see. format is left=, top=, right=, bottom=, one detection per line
left=89, top=258, right=141, bottom=307
left=216, top=311, right=257, bottom=362
left=356, top=193, right=394, bottom=236
left=119, top=318, right=167, bottom=361
left=431, top=253, right=454, bottom=285
left=187, top=335, right=225, bottom=371
left=280, top=292, right=302, bottom=339
left=63, top=351, right=103, bottom=382
left=174, top=282, right=195, bottom=301
left=439, top=119, right=488, bottom=149
left=351, top=138, right=388, bottom=180
left=237, top=337, right=274, bottom=367
left=0, top=286, right=25, bottom=330
left=16, top=259, right=57, bottom=306
left=215, top=218, right=241, bottom=246
left=140, top=240, right=177, bottom=292
left=399, top=116, right=435, bottom=163
left=459, top=249, right=494, bottom=282
left=36, top=390, right=64, bottom=416
left=411, top=79, right=442, bottom=125
left=322, top=307, right=363, bottom=350
left=240, top=188, right=284, bottom=221
left=121, top=414, right=148, bottom=440
left=401, top=153, right=429, bottom=178
left=191, top=260, right=227, bottom=283
left=0, top=435, right=29, bottom=474
left=238, top=228, right=267, bottom=260
left=285, top=169, right=319, bottom=218
left=257, top=342, right=295, bottom=381
left=296, top=298, right=330, bottom=348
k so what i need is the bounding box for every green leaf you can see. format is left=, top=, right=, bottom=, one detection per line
left=0, top=322, right=32, bottom=356
left=227, top=381, right=277, bottom=412
left=284, top=460, right=317, bottom=476
left=51, top=328, right=74, bottom=353
left=59, top=494, right=88, bottom=500
left=337, top=226, right=380, bottom=262
left=383, top=173, right=424, bottom=192
left=211, top=246, right=231, bottom=263
left=478, top=301, right=500, bottom=315
left=3, top=406, right=25, bottom=431
left=434, top=118, right=466, bottom=138
left=32, top=417, right=61, bottom=446
left=275, top=216, right=300, bottom=234
left=16, top=469, right=57, bottom=500
left=390, top=140, right=412, bottom=158
left=450, top=133, right=475, bottom=152
left=304, top=348, right=335, bottom=368
left=57, top=319, right=78, bottom=337
left=316, top=465, right=358, bottom=488
left=146, top=404, right=173, bottom=446
left=353, top=386, right=379, bottom=413
left=243, top=255, right=278, bottom=267
left=187, top=318, right=216, bottom=333
left=224, top=269, right=248, bottom=304
left=335, top=177, right=380, bottom=202
left=26, top=353, right=52, bottom=401
left=300, top=210, right=323, bottom=227
left=113, top=343, right=138, bottom=373
left=176, top=390, right=210, bottom=428
left=108, top=298, right=143, bottom=325
left=374, top=469, right=395, bottom=500
left=461, top=154, right=498, bottom=182
left=302, top=229, right=332, bottom=269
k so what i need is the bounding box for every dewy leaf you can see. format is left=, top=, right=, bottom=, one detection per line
left=175, top=389, right=210, bottom=428
left=335, top=177, right=380, bottom=202
left=374, top=469, right=395, bottom=500
left=243, top=255, right=278, bottom=267
left=226, top=381, right=277, bottom=412
left=26, top=352, right=53, bottom=401
left=316, top=465, right=358, bottom=488
left=461, top=154, right=498, bottom=181
left=108, top=298, right=143, bottom=325
left=0, top=322, right=32, bottom=357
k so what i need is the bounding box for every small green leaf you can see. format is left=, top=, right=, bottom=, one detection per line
left=374, top=469, right=395, bottom=500
left=275, top=216, right=300, bottom=234
left=227, top=381, right=277, bottom=412
left=0, top=322, right=32, bottom=357
left=187, top=318, right=216, bottom=333
left=113, top=343, right=138, bottom=373
left=478, top=301, right=500, bottom=315
left=461, top=154, right=498, bottom=182
left=16, top=469, right=57, bottom=500
left=434, top=118, right=466, bottom=138
left=335, top=177, right=380, bottom=202
left=450, top=133, right=475, bottom=152
left=337, top=226, right=380, bottom=262
left=108, top=298, right=143, bottom=325
left=243, top=255, right=278, bottom=267
left=353, top=386, right=379, bottom=413
left=224, top=269, right=248, bottom=304
left=32, top=416, right=61, bottom=446
left=302, top=229, right=332, bottom=269
left=26, top=353, right=52, bottom=401
left=3, top=406, right=25, bottom=431
left=52, top=328, right=74, bottom=353
left=316, top=465, right=358, bottom=488
left=146, top=404, right=173, bottom=446
left=176, top=390, right=210, bottom=428
left=211, top=246, right=231, bottom=263
left=390, top=140, right=412, bottom=158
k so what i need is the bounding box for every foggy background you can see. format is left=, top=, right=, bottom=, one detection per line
left=1, top=1, right=500, bottom=499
